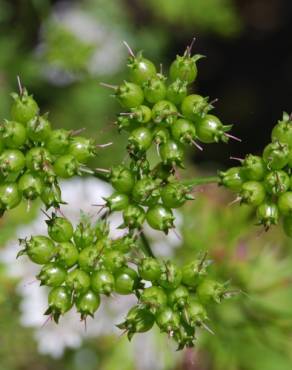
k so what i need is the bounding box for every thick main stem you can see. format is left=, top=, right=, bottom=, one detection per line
left=182, top=176, right=219, bottom=187
left=93, top=171, right=109, bottom=182
left=140, top=232, right=155, bottom=258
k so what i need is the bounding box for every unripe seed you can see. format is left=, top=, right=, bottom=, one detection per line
left=91, top=270, right=114, bottom=295
left=76, top=290, right=100, bottom=319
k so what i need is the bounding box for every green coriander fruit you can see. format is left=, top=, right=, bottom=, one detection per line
left=278, top=192, right=292, bottom=216
left=263, top=141, right=289, bottom=170
left=53, top=155, right=78, bottom=178
left=127, top=52, right=157, bottom=85
left=41, top=183, right=63, bottom=209
left=256, top=202, right=279, bottom=229
left=196, top=279, right=225, bottom=304
left=138, top=257, right=162, bottom=282
left=46, top=129, right=70, bottom=155
left=73, top=221, right=95, bottom=249
left=27, top=114, right=51, bottom=142
left=128, top=127, right=153, bottom=154
left=117, top=306, right=155, bottom=341
left=129, top=105, right=152, bottom=124
left=264, top=170, right=290, bottom=195
left=218, top=167, right=245, bottom=192
left=196, top=115, right=232, bottom=144
left=182, top=259, right=208, bottom=287
left=166, top=79, right=188, bottom=105
left=158, top=261, right=182, bottom=290
left=25, top=147, right=52, bottom=172
left=104, top=192, right=129, bottom=212
left=140, top=286, right=167, bottom=314
left=116, top=82, right=144, bottom=109
left=182, top=299, right=208, bottom=326
left=114, top=267, right=138, bottom=295
left=37, top=263, right=67, bottom=287
left=76, top=290, right=100, bottom=319
left=169, top=53, right=204, bottom=84
left=240, top=181, right=266, bottom=206
left=47, top=215, right=74, bottom=242
left=122, top=204, right=146, bottom=229
left=66, top=269, right=91, bottom=293
left=110, top=165, right=135, bottom=194
left=0, top=182, right=22, bottom=210
left=1, top=120, right=27, bottom=148
left=143, top=74, right=167, bottom=104
left=161, top=182, right=193, bottom=208
left=11, top=89, right=39, bottom=124
left=91, top=270, right=115, bottom=295
left=103, top=250, right=126, bottom=272
left=156, top=307, right=180, bottom=333
left=171, top=118, right=197, bottom=145
left=271, top=113, right=292, bottom=147
left=242, top=155, right=266, bottom=181
left=46, top=286, right=72, bottom=322
left=132, top=178, right=161, bottom=206
left=20, top=235, right=55, bottom=265
left=68, top=136, right=96, bottom=163
left=0, top=150, right=25, bottom=176
left=152, top=100, right=178, bottom=126
left=18, top=173, right=44, bottom=200
left=181, top=94, right=212, bottom=122
left=160, top=140, right=184, bottom=167
left=78, top=246, right=101, bottom=272
left=56, top=242, right=79, bottom=268
left=168, top=285, right=190, bottom=309
left=146, top=205, right=174, bottom=233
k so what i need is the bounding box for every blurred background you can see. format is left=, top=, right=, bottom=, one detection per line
left=1, top=0, right=292, bottom=369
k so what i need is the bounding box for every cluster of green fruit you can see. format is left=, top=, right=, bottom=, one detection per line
left=0, top=82, right=106, bottom=214
left=219, top=112, right=292, bottom=236
left=99, top=40, right=239, bottom=234
left=8, top=41, right=236, bottom=350
left=18, top=213, right=229, bottom=349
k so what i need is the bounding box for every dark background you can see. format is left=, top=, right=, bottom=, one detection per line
left=193, top=0, right=292, bottom=164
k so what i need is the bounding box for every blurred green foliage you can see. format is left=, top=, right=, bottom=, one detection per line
left=181, top=185, right=292, bottom=370
left=140, top=0, right=242, bottom=37
left=42, top=22, right=95, bottom=73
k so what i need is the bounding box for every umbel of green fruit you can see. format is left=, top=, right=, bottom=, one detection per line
left=7, top=38, right=264, bottom=351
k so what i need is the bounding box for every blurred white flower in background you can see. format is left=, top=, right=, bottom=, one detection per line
left=133, top=329, right=179, bottom=370
left=38, top=1, right=127, bottom=85
left=0, top=178, right=182, bottom=360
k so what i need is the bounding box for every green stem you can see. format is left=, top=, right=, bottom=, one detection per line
left=182, top=175, right=219, bottom=187
left=93, top=169, right=216, bottom=257
left=94, top=170, right=219, bottom=188
left=93, top=171, right=109, bottom=182
left=140, top=232, right=155, bottom=258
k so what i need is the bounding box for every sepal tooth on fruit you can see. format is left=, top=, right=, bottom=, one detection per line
left=16, top=249, right=27, bottom=258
